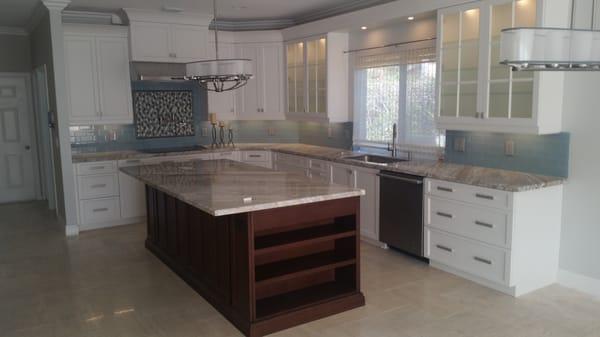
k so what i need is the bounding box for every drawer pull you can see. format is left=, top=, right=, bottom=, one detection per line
left=473, top=256, right=493, bottom=265
left=475, top=220, right=494, bottom=229
left=126, top=160, right=141, bottom=163
left=90, top=184, right=107, bottom=189
left=248, top=154, right=262, bottom=158
left=92, top=208, right=109, bottom=213
left=475, top=193, right=495, bottom=200
left=437, top=186, right=454, bottom=192
left=436, top=244, right=454, bottom=253
left=89, top=166, right=105, bottom=170
left=436, top=212, right=454, bottom=219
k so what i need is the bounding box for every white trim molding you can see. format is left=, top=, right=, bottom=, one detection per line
left=65, top=224, right=80, bottom=236
left=558, top=269, right=600, bottom=299
left=0, top=26, right=29, bottom=36
left=42, top=0, right=71, bottom=11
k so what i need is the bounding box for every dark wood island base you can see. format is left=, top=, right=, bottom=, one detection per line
left=145, top=186, right=365, bottom=337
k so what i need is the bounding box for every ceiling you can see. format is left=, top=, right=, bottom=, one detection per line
left=0, top=0, right=398, bottom=29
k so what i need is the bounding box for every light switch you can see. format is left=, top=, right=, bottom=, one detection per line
left=201, top=127, right=208, bottom=137
left=453, top=137, right=466, bottom=152
left=505, top=139, right=515, bottom=156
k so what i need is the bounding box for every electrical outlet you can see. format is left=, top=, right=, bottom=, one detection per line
left=505, top=139, right=515, bottom=156
left=328, top=126, right=333, bottom=138
left=453, top=137, right=466, bottom=152
left=201, top=127, right=208, bottom=137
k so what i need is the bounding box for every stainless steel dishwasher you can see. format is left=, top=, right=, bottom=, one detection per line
left=377, top=171, right=425, bottom=258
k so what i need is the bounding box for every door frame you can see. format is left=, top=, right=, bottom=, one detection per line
left=31, top=65, right=57, bottom=210
left=0, top=72, right=42, bottom=202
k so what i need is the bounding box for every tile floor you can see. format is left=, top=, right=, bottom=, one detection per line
left=1, top=201, right=600, bottom=337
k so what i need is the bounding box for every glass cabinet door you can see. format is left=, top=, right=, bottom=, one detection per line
left=439, top=5, right=483, bottom=119
left=307, top=38, right=327, bottom=114
left=488, top=0, right=536, bottom=119
left=286, top=42, right=305, bottom=113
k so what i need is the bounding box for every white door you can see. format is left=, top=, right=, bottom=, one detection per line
left=0, top=75, right=38, bottom=203
left=96, top=36, right=133, bottom=123
left=236, top=45, right=260, bottom=119
left=64, top=35, right=99, bottom=123
left=260, top=44, right=285, bottom=119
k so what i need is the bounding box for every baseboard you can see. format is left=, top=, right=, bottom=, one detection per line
left=79, top=216, right=145, bottom=232
left=558, top=269, right=600, bottom=299
left=65, top=224, right=79, bottom=236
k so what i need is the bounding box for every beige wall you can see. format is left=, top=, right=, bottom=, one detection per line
left=0, top=34, right=32, bottom=72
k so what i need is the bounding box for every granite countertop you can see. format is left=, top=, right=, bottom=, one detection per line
left=74, top=143, right=565, bottom=192
left=120, top=159, right=365, bottom=216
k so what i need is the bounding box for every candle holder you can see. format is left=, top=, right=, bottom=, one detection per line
left=211, top=123, right=218, bottom=148
left=227, top=128, right=235, bottom=147
left=219, top=124, right=226, bottom=147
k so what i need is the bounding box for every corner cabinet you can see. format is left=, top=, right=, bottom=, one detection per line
left=64, top=25, right=133, bottom=125
left=436, top=0, right=570, bottom=134
left=286, top=32, right=350, bottom=123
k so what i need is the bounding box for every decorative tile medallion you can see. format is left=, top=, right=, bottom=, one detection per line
left=134, top=90, right=194, bottom=139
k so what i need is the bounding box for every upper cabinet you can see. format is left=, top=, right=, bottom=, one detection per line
left=64, top=25, right=133, bottom=125
left=124, top=9, right=211, bottom=63
left=286, top=32, right=350, bottom=123
left=436, top=0, right=570, bottom=134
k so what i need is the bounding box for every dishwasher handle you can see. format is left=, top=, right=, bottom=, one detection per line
left=377, top=173, right=423, bottom=185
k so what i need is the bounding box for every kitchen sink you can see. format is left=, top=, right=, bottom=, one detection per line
left=343, top=154, right=408, bottom=165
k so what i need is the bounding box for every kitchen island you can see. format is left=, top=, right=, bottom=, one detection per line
left=120, top=159, right=366, bottom=337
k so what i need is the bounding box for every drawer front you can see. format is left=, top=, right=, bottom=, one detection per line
left=214, top=151, right=241, bottom=161
left=242, top=151, right=269, bottom=162
left=78, top=174, right=119, bottom=200
left=426, top=196, right=511, bottom=248
left=77, top=161, right=117, bottom=175
left=309, top=159, right=331, bottom=171
left=276, top=163, right=309, bottom=176
left=309, top=168, right=331, bottom=182
left=426, top=179, right=512, bottom=210
left=275, top=153, right=309, bottom=168
left=80, top=197, right=121, bottom=225
left=118, top=159, right=143, bottom=167
left=427, top=228, right=509, bottom=285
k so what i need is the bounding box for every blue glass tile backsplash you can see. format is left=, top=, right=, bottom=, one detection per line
left=444, top=130, right=570, bottom=177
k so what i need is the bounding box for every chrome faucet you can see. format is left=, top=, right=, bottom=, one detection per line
left=387, top=123, right=398, bottom=158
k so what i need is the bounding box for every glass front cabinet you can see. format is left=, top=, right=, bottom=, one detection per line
left=436, top=0, right=570, bottom=134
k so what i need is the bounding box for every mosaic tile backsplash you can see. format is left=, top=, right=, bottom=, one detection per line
left=134, top=90, right=194, bottom=138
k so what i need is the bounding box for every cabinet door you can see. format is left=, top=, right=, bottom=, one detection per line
left=306, top=38, right=327, bottom=115
left=65, top=35, right=99, bottom=123
left=487, top=0, right=537, bottom=120
left=286, top=42, right=305, bottom=113
left=355, top=169, right=379, bottom=241
left=207, top=43, right=237, bottom=120
left=236, top=45, right=261, bottom=119
left=260, top=44, right=285, bottom=118
left=171, top=24, right=209, bottom=62
left=129, top=22, right=171, bottom=62
left=438, top=3, right=485, bottom=120
left=96, top=37, right=133, bottom=123
left=119, top=171, right=146, bottom=219
left=331, top=165, right=355, bottom=187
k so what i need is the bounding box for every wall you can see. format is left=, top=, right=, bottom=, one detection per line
left=558, top=72, right=600, bottom=294
left=30, top=13, right=67, bottom=220
left=0, top=34, right=31, bottom=72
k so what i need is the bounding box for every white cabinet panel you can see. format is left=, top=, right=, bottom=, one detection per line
left=129, top=22, right=171, bottom=61
left=355, top=168, right=379, bottom=241
left=237, top=45, right=261, bottom=119
left=171, top=24, right=208, bottom=61
left=119, top=172, right=146, bottom=219
left=331, top=164, right=355, bottom=187
left=64, top=36, right=98, bottom=122
left=96, top=37, right=133, bottom=123
left=261, top=44, right=284, bottom=117
left=77, top=174, right=119, bottom=200
left=207, top=43, right=237, bottom=120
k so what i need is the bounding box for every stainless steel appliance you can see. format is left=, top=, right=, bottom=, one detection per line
left=378, top=171, right=425, bottom=258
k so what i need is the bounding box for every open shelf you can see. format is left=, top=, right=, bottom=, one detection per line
left=254, top=222, right=356, bottom=256
left=255, top=280, right=357, bottom=320
left=255, top=251, right=356, bottom=285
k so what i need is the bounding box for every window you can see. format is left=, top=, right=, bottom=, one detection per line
left=353, top=47, right=444, bottom=150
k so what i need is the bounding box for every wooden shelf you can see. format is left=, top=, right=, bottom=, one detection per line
left=254, top=222, right=355, bottom=256
left=255, top=281, right=357, bottom=320
left=255, top=251, right=355, bottom=285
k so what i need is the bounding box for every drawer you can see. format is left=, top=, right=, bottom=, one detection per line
left=213, top=151, right=240, bottom=161
left=309, top=168, right=331, bottom=181
left=426, top=179, right=512, bottom=210
left=118, top=159, right=143, bottom=167
left=426, top=196, right=511, bottom=248
left=77, top=174, right=119, bottom=200
left=79, top=197, right=121, bottom=225
left=276, top=163, right=309, bottom=176
left=427, top=228, right=509, bottom=285
left=309, top=159, right=331, bottom=173
left=76, top=161, right=117, bottom=175
left=275, top=153, right=309, bottom=168
left=242, top=151, right=270, bottom=162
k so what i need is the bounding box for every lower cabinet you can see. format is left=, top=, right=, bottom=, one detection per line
left=424, top=178, right=563, bottom=297
left=353, top=167, right=379, bottom=242
left=118, top=159, right=146, bottom=219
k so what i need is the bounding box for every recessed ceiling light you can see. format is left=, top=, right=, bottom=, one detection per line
left=408, top=16, right=415, bottom=21
left=361, top=26, right=368, bottom=30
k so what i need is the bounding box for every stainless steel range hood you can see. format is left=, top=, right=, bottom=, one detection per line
left=130, top=62, right=187, bottom=81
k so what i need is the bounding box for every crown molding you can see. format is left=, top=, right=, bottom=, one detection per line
left=62, top=10, right=124, bottom=25
left=210, top=19, right=294, bottom=31
left=0, top=26, right=29, bottom=36
left=42, top=0, right=71, bottom=12
left=123, top=8, right=212, bottom=25
left=294, top=0, right=396, bottom=25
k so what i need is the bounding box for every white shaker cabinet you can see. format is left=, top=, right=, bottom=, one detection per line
left=436, top=0, right=570, bottom=134
left=354, top=167, right=379, bottom=242
left=118, top=159, right=146, bottom=219
left=64, top=25, right=133, bottom=125
left=207, top=41, right=237, bottom=121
